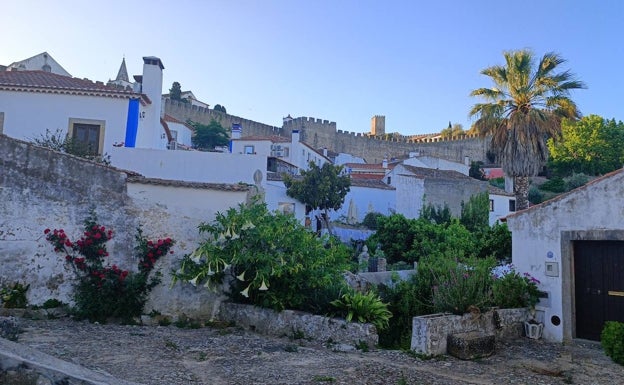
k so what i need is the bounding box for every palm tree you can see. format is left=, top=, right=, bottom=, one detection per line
left=470, top=50, right=585, bottom=210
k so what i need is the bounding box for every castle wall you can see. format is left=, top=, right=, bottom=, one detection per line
left=165, top=101, right=490, bottom=164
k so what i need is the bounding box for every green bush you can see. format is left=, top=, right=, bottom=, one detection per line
left=540, top=177, right=566, bottom=193
left=378, top=274, right=423, bottom=349
left=474, top=222, right=512, bottom=262
left=331, top=290, right=392, bottom=330
left=361, top=212, right=384, bottom=230
left=601, top=321, right=624, bottom=365
left=174, top=202, right=351, bottom=314
left=0, top=282, right=29, bottom=308
left=430, top=258, right=496, bottom=315
left=528, top=185, right=544, bottom=204
left=564, top=173, right=590, bottom=191
left=489, top=177, right=505, bottom=190
left=492, top=271, right=541, bottom=309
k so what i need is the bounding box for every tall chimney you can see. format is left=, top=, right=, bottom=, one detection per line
left=138, top=56, right=164, bottom=148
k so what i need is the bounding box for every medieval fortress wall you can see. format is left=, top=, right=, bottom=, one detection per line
left=164, top=99, right=489, bottom=164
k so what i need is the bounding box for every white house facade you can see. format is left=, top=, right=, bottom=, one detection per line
left=506, top=169, right=624, bottom=342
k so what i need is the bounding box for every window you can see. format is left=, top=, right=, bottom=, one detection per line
left=509, top=199, right=516, bottom=212
left=244, top=145, right=255, bottom=154
left=68, top=118, right=105, bottom=156
left=489, top=199, right=494, bottom=212
left=387, top=176, right=391, bottom=184
left=278, top=202, right=295, bottom=215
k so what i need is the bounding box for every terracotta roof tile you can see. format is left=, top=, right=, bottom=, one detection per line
left=126, top=175, right=251, bottom=191
left=401, top=165, right=469, bottom=180
left=0, top=70, right=145, bottom=101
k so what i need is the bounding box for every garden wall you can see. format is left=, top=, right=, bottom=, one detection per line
left=411, top=308, right=528, bottom=356
left=217, top=302, right=378, bottom=347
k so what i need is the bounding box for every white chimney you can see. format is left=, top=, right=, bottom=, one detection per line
left=138, top=56, right=164, bottom=148
left=292, top=129, right=300, bottom=145
left=323, top=147, right=328, bottom=157
left=382, top=157, right=388, bottom=169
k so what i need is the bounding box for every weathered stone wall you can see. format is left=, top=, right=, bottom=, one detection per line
left=218, top=302, right=378, bottom=347
left=0, top=135, right=138, bottom=304
left=424, top=176, right=489, bottom=217
left=411, top=308, right=528, bottom=356
left=164, top=101, right=490, bottom=165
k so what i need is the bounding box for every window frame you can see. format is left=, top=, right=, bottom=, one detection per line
left=67, top=118, right=105, bottom=156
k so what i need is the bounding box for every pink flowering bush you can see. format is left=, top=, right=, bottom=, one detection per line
left=45, top=212, right=174, bottom=323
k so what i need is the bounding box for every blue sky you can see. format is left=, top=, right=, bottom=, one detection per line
left=2, top=0, right=622, bottom=135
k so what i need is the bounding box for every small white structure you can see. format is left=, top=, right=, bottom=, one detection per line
left=4, top=52, right=71, bottom=77
left=506, top=169, right=624, bottom=342
left=488, top=185, right=516, bottom=225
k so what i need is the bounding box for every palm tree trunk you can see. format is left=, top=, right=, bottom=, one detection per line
left=514, top=176, right=530, bottom=211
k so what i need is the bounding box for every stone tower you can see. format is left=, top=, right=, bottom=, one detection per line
left=371, top=115, right=385, bottom=136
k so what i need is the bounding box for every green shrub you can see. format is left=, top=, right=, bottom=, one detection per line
left=174, top=202, right=351, bottom=314
left=42, top=299, right=65, bottom=309
left=361, top=212, right=384, bottom=230
left=330, top=290, right=392, bottom=330
left=0, top=282, right=29, bottom=308
left=540, top=177, right=566, bottom=193
left=431, top=258, right=495, bottom=315
left=489, top=177, right=505, bottom=189
left=492, top=271, right=541, bottom=309
left=474, top=222, right=511, bottom=262
left=601, top=321, right=624, bottom=365
left=378, top=274, right=425, bottom=349
left=528, top=186, right=544, bottom=204
left=564, top=173, right=590, bottom=191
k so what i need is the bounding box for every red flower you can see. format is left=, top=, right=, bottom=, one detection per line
left=64, top=239, right=72, bottom=247
left=44, top=228, right=51, bottom=234
left=170, top=250, right=174, bottom=254
left=93, top=232, right=102, bottom=240
left=65, top=255, right=72, bottom=261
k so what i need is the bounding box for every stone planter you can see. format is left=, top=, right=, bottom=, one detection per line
left=524, top=321, right=544, bottom=339
left=411, top=308, right=528, bottom=356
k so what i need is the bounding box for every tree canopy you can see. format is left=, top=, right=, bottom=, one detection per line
left=440, top=122, right=464, bottom=139
left=283, top=162, right=350, bottom=229
left=547, top=115, right=624, bottom=176
left=169, top=82, right=186, bottom=103
left=213, top=104, right=227, bottom=113
left=469, top=49, right=585, bottom=210
left=189, top=119, right=229, bottom=150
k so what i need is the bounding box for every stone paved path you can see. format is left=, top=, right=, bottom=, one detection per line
left=15, top=318, right=624, bottom=385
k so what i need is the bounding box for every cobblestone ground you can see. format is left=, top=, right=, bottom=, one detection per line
left=15, top=318, right=624, bottom=385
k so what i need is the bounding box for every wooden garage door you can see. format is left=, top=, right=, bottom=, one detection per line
left=574, top=241, right=624, bottom=341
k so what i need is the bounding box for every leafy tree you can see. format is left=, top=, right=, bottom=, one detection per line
left=460, top=192, right=490, bottom=232
left=469, top=161, right=487, bottom=180
left=189, top=119, right=229, bottom=150
left=169, top=81, right=187, bottom=103
left=470, top=49, right=585, bottom=210
left=440, top=122, right=465, bottom=139
left=213, top=104, right=227, bottom=113
left=547, top=115, right=624, bottom=176
left=420, top=203, right=452, bottom=225
left=283, top=162, right=351, bottom=232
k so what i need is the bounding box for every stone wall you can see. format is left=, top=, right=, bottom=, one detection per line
left=164, top=101, right=491, bottom=165
left=218, top=302, right=378, bottom=347
left=411, top=308, right=529, bottom=356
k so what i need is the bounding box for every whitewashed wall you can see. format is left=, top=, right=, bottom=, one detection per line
left=331, top=186, right=396, bottom=223
left=507, top=170, right=624, bottom=342
left=110, top=147, right=266, bottom=185
left=489, top=193, right=515, bottom=225
left=0, top=91, right=129, bottom=154
left=404, top=156, right=469, bottom=175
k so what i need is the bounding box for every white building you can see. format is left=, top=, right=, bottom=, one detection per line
left=3, top=52, right=71, bottom=77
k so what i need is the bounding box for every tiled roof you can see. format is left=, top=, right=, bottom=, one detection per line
left=350, top=173, right=384, bottom=180
left=235, top=135, right=291, bottom=143
left=401, top=165, right=470, bottom=180
left=0, top=70, right=147, bottom=102
left=488, top=185, right=515, bottom=197
left=350, top=178, right=395, bottom=190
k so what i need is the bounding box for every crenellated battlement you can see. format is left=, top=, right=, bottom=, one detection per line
left=164, top=99, right=488, bottom=164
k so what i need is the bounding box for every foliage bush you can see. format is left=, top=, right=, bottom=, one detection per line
left=492, top=270, right=541, bottom=309
left=330, top=290, right=392, bottom=331
left=431, top=258, right=496, bottom=315
left=173, top=202, right=352, bottom=314
left=460, top=192, right=490, bottom=232
left=0, top=282, right=29, bottom=308
left=45, top=212, right=174, bottom=322
left=539, top=177, right=566, bottom=193
left=528, top=185, right=544, bottom=204
left=420, top=203, right=452, bottom=225
left=602, top=321, right=624, bottom=365
left=489, top=177, right=505, bottom=190
left=473, top=222, right=512, bottom=262
left=564, top=173, right=590, bottom=191
left=361, top=212, right=384, bottom=230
